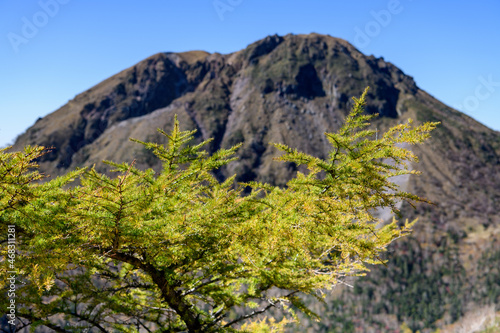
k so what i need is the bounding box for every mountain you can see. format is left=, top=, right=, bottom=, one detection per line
left=12, top=33, right=500, bottom=332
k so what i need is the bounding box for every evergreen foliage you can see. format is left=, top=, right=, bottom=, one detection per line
left=0, top=89, right=438, bottom=332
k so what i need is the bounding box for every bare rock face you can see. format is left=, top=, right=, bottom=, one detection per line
left=12, top=33, right=500, bottom=331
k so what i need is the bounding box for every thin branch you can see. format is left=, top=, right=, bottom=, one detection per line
left=66, top=311, right=110, bottom=333
left=222, top=291, right=299, bottom=328
left=137, top=318, right=153, bottom=333
left=181, top=277, right=222, bottom=296
left=14, top=312, right=72, bottom=333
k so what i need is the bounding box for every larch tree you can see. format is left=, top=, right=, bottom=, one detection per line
left=0, top=89, right=438, bottom=332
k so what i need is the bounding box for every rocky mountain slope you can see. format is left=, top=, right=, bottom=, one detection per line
left=12, top=33, right=500, bottom=332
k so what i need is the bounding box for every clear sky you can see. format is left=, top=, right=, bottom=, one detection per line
left=1, top=0, right=499, bottom=147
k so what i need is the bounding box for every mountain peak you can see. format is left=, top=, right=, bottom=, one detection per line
left=9, top=33, right=455, bottom=176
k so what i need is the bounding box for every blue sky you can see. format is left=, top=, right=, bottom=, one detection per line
left=1, top=0, right=499, bottom=147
